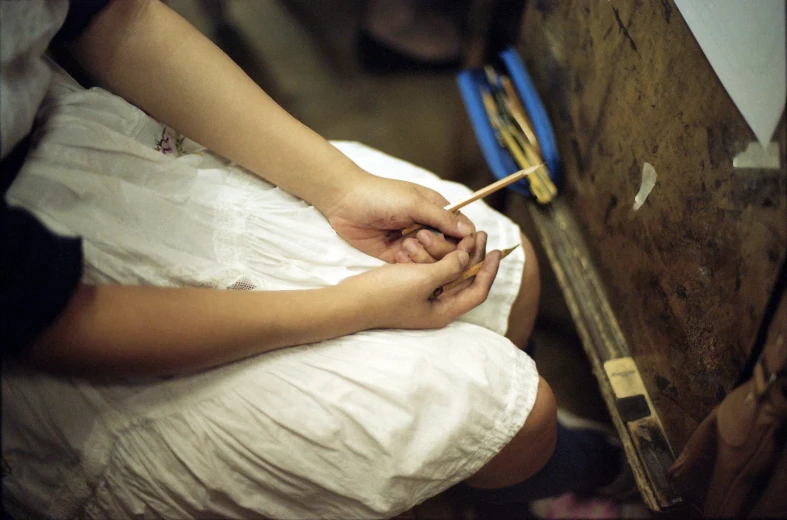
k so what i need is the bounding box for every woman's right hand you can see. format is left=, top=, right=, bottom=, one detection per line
left=340, top=249, right=502, bottom=330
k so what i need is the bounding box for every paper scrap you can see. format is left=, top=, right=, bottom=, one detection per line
left=634, top=162, right=657, bottom=211
left=675, top=0, right=786, bottom=146
left=732, top=141, right=781, bottom=170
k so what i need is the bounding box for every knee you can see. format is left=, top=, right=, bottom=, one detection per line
left=464, top=377, right=557, bottom=489
left=520, top=232, right=540, bottom=286
left=506, top=233, right=541, bottom=348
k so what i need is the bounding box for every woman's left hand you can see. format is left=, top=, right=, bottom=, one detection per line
left=322, top=175, right=476, bottom=263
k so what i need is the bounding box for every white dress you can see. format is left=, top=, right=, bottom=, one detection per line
left=1, top=66, right=540, bottom=519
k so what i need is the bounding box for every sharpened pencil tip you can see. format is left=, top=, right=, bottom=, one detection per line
left=521, top=164, right=544, bottom=176
left=500, top=243, right=521, bottom=257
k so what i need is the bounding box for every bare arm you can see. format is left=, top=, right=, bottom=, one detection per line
left=67, top=0, right=477, bottom=259
left=20, top=0, right=504, bottom=378
left=67, top=0, right=364, bottom=213
left=26, top=250, right=500, bottom=377
left=30, top=283, right=370, bottom=377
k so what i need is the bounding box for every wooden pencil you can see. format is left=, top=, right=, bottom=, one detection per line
left=446, top=164, right=544, bottom=211
left=432, top=244, right=520, bottom=298
left=400, top=165, right=543, bottom=236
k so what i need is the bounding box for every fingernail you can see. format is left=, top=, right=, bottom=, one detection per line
left=404, top=241, right=418, bottom=255
left=458, top=250, right=469, bottom=266
left=458, top=220, right=474, bottom=236
left=418, top=231, right=432, bottom=246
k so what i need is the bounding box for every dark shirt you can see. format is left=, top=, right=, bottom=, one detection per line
left=1, top=0, right=110, bottom=357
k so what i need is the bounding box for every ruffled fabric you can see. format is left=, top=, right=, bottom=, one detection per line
left=2, top=66, right=538, bottom=519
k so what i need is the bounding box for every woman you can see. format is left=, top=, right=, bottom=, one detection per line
left=1, top=1, right=625, bottom=518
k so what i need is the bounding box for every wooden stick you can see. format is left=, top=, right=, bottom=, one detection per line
left=446, top=164, right=543, bottom=211
left=432, top=244, right=520, bottom=298
left=400, top=164, right=543, bottom=236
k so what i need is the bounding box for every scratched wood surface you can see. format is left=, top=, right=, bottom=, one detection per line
left=516, top=0, right=787, bottom=451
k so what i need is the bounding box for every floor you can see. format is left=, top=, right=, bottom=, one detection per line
left=167, top=1, right=640, bottom=517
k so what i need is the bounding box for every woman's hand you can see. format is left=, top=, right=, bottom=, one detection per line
left=398, top=230, right=491, bottom=293
left=340, top=249, right=502, bottom=330
left=399, top=229, right=486, bottom=264
left=321, top=175, right=477, bottom=263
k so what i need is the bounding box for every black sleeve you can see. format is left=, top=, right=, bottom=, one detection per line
left=53, top=0, right=113, bottom=43
left=1, top=137, right=84, bottom=358
left=0, top=202, right=83, bottom=358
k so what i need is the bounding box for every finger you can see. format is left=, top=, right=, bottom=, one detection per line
left=428, top=250, right=471, bottom=287
left=444, top=232, right=488, bottom=295
left=411, top=203, right=476, bottom=240
left=402, top=237, right=436, bottom=264
left=466, top=231, right=487, bottom=266
left=395, top=250, right=412, bottom=263
left=456, top=212, right=476, bottom=237
left=468, top=249, right=501, bottom=294
left=417, top=229, right=458, bottom=260
left=455, top=235, right=475, bottom=256
left=437, top=250, right=501, bottom=315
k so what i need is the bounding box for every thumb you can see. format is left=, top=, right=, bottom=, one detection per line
left=411, top=202, right=475, bottom=239
left=429, top=250, right=470, bottom=286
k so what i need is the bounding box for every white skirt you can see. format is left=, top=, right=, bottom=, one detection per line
left=2, top=68, right=540, bottom=519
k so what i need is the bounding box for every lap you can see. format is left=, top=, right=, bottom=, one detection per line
left=11, top=70, right=526, bottom=337
left=2, top=67, right=539, bottom=519
left=3, top=323, right=538, bottom=518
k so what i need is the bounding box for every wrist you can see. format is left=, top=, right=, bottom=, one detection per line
left=332, top=274, right=387, bottom=330
left=312, top=159, right=371, bottom=216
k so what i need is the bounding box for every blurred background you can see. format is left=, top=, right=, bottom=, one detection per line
left=167, top=1, right=614, bottom=516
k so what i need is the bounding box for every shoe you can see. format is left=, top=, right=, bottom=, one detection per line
left=556, top=408, right=618, bottom=440
left=356, top=30, right=461, bottom=74
left=556, top=409, right=640, bottom=502
left=529, top=492, right=653, bottom=519
left=529, top=492, right=619, bottom=519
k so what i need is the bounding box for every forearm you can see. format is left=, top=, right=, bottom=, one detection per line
left=28, top=283, right=371, bottom=377
left=68, top=0, right=365, bottom=212
left=23, top=243, right=496, bottom=377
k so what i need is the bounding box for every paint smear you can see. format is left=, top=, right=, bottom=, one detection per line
left=633, top=162, right=657, bottom=211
